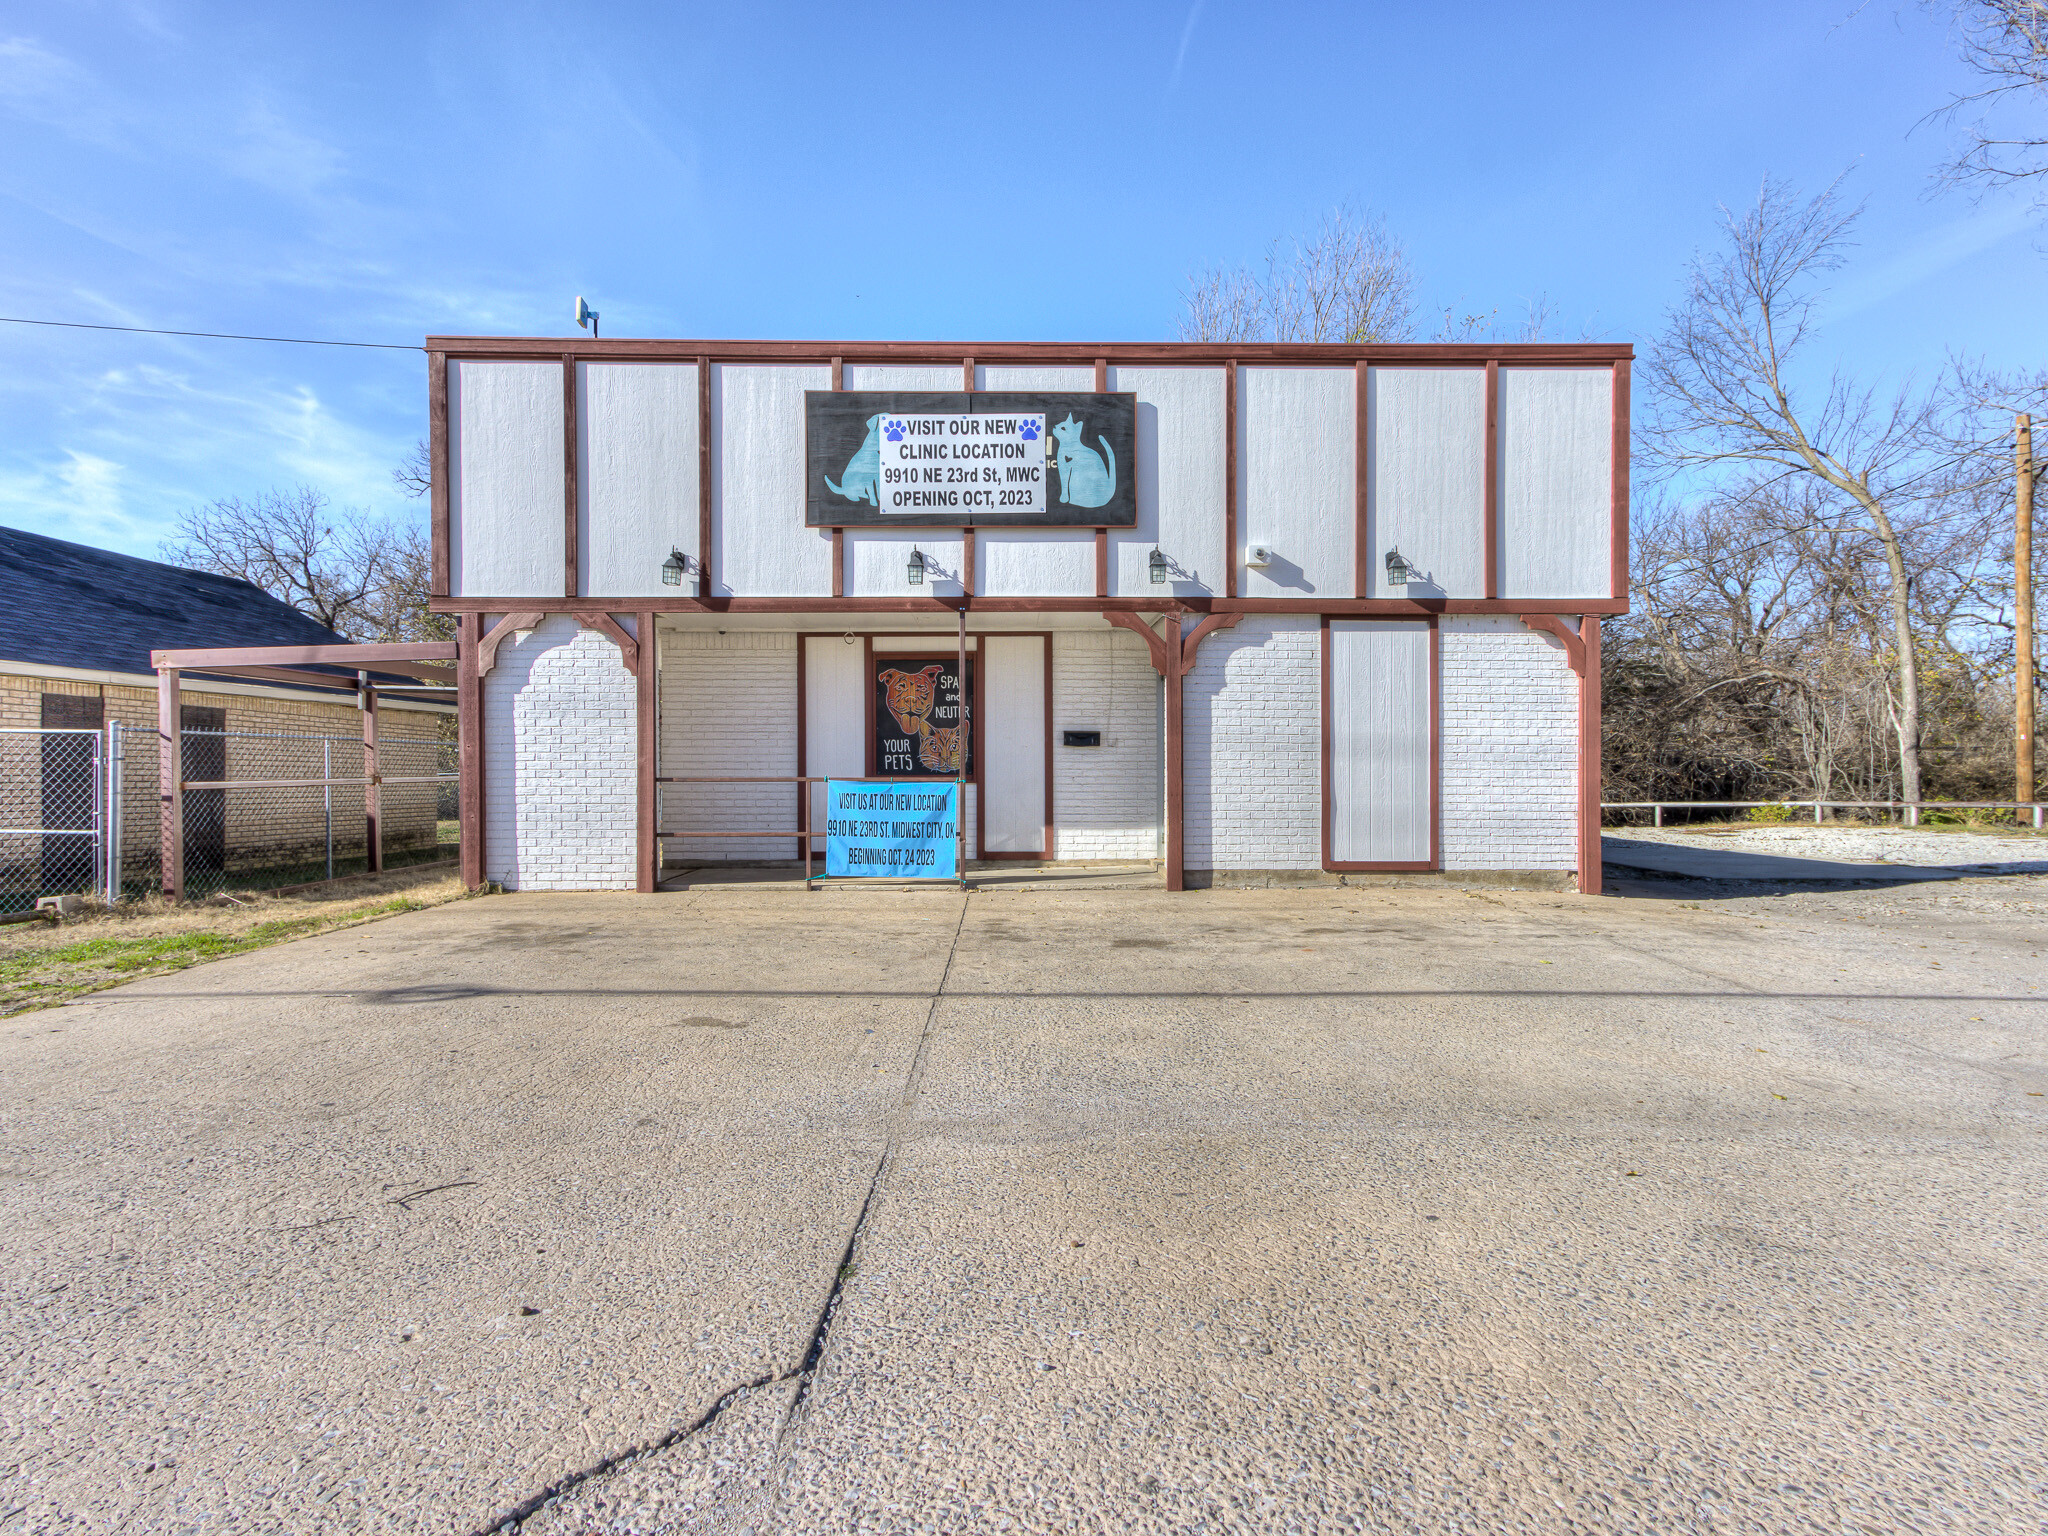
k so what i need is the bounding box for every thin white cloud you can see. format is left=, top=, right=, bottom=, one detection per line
left=1169, top=2, right=1203, bottom=91
left=1826, top=199, right=2036, bottom=322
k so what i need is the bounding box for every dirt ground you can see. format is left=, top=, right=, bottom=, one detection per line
left=2, top=867, right=2044, bottom=1534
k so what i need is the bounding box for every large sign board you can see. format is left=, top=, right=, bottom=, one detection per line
left=807, top=392, right=1136, bottom=527
left=873, top=656, right=973, bottom=777
left=824, top=781, right=959, bottom=879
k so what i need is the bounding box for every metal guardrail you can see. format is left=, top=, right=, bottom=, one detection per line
left=1604, top=799, right=2046, bottom=829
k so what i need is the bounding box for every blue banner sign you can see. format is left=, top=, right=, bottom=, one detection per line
left=824, top=780, right=958, bottom=879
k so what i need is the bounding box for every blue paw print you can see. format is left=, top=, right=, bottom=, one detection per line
left=883, top=420, right=907, bottom=442
left=1019, top=419, right=1040, bottom=441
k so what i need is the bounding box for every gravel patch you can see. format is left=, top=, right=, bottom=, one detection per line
left=1616, top=823, right=2048, bottom=872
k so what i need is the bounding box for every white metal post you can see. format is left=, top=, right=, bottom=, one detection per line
left=323, top=738, right=333, bottom=882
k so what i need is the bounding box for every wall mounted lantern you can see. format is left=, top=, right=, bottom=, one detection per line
left=1148, top=547, right=1168, bottom=584
left=907, top=547, right=926, bottom=585
left=661, top=548, right=698, bottom=588
left=1384, top=547, right=1412, bottom=588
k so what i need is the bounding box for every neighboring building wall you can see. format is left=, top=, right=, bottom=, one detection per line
left=1439, top=616, right=1579, bottom=871
left=1051, top=629, right=1161, bottom=860
left=659, top=629, right=800, bottom=863
left=484, top=617, right=637, bottom=890
left=1183, top=616, right=1322, bottom=872
left=1, top=670, right=444, bottom=891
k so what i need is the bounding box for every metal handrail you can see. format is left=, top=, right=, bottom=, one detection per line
left=1604, top=799, right=2046, bottom=829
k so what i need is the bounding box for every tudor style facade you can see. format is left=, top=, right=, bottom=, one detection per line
left=426, top=339, right=1628, bottom=893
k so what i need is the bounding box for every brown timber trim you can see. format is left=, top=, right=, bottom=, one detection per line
left=1319, top=615, right=1439, bottom=873
left=571, top=610, right=639, bottom=672
left=1430, top=621, right=1442, bottom=871
left=1224, top=360, right=1238, bottom=598
left=830, top=355, right=843, bottom=391
left=638, top=612, right=658, bottom=891
left=1103, top=610, right=1172, bottom=675
left=477, top=612, right=545, bottom=677
left=862, top=635, right=874, bottom=774
left=562, top=354, right=578, bottom=598
left=1611, top=359, right=1631, bottom=601
left=1178, top=611, right=1243, bottom=675
left=430, top=594, right=1629, bottom=617
left=1354, top=360, right=1370, bottom=598
left=152, top=641, right=456, bottom=670
left=795, top=635, right=807, bottom=861
left=1095, top=529, right=1109, bottom=597
left=158, top=665, right=181, bottom=900
left=1484, top=359, right=1499, bottom=600
left=962, top=527, right=976, bottom=597
left=1580, top=616, right=1603, bottom=895
left=430, top=337, right=1633, bottom=366
left=429, top=351, right=449, bottom=597
left=1044, top=636, right=1055, bottom=857
left=458, top=614, right=484, bottom=890
left=1517, top=613, right=1587, bottom=676
left=962, top=355, right=975, bottom=391
left=832, top=529, right=845, bottom=597
left=1094, top=357, right=1107, bottom=391
left=361, top=679, right=382, bottom=874
left=1163, top=614, right=1186, bottom=891
left=698, top=356, right=713, bottom=596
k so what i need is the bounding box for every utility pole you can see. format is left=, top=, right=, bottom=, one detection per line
left=2019, top=413, right=2036, bottom=812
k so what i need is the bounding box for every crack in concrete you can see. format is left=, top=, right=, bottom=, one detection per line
left=469, top=894, right=974, bottom=1536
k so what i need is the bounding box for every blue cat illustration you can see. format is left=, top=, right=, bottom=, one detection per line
left=1051, top=415, right=1115, bottom=508
left=826, top=414, right=882, bottom=504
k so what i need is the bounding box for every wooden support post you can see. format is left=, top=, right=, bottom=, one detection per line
left=458, top=614, right=485, bottom=890
left=1579, top=617, right=1603, bottom=896
left=1164, top=614, right=1186, bottom=891
left=361, top=675, right=382, bottom=874
left=2019, top=413, right=2035, bottom=809
left=637, top=611, right=659, bottom=892
left=158, top=665, right=182, bottom=900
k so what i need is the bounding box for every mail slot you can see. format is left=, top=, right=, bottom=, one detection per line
left=1062, top=730, right=1101, bottom=748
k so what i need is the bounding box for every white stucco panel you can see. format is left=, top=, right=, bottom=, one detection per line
left=578, top=362, right=698, bottom=598
left=451, top=362, right=564, bottom=599
left=1238, top=367, right=1356, bottom=599
left=1108, top=366, right=1224, bottom=598
left=1498, top=367, right=1613, bottom=600
left=847, top=530, right=966, bottom=598
left=712, top=364, right=833, bottom=597
left=1366, top=367, right=1486, bottom=598
left=977, top=530, right=1095, bottom=597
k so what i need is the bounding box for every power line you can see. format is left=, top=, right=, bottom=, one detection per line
left=0, top=315, right=422, bottom=351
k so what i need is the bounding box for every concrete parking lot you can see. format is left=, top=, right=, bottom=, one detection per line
left=4, top=872, right=2045, bottom=1534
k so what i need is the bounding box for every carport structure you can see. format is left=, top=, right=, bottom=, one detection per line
left=148, top=641, right=459, bottom=900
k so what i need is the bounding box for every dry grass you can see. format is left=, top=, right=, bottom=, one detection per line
left=0, top=865, right=473, bottom=1016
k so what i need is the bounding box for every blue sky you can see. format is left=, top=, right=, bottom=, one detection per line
left=1, top=1, right=2041, bottom=558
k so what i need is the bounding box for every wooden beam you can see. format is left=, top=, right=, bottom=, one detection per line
left=431, top=594, right=1631, bottom=617
left=151, top=642, right=458, bottom=671
left=1164, top=614, right=1186, bottom=892
left=458, top=614, right=485, bottom=890
left=477, top=612, right=545, bottom=677
left=429, top=350, right=449, bottom=598
left=1518, top=613, right=1586, bottom=676
left=1580, top=617, right=1603, bottom=895
left=698, top=355, right=714, bottom=597
left=430, top=336, right=1635, bottom=366
left=573, top=610, right=640, bottom=672
left=1484, top=359, right=1500, bottom=599
left=1224, top=361, right=1238, bottom=598
left=563, top=353, right=579, bottom=599
left=1354, top=360, right=1369, bottom=597
left=158, top=666, right=181, bottom=901
left=361, top=679, right=382, bottom=874
left=1611, top=359, right=1631, bottom=602
left=637, top=611, right=658, bottom=892
left=1178, top=611, right=1244, bottom=675
left=1103, top=610, right=1172, bottom=675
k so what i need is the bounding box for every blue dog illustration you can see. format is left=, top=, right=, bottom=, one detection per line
left=1052, top=415, right=1115, bottom=508
left=826, top=414, right=883, bottom=504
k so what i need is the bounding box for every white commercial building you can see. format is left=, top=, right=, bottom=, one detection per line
left=428, top=339, right=1628, bottom=893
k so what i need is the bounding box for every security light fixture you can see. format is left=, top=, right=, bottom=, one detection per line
left=1148, top=547, right=1168, bottom=584
left=574, top=296, right=599, bottom=338
left=907, top=547, right=926, bottom=585
left=1384, top=547, right=1412, bottom=587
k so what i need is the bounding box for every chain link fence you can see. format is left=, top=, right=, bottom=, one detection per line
left=1, top=723, right=457, bottom=911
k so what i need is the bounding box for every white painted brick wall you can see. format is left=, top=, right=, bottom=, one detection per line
left=1184, top=615, right=1322, bottom=870
left=660, top=630, right=800, bottom=862
left=1052, top=629, right=1161, bottom=860
left=484, top=615, right=637, bottom=890
left=1440, top=615, right=1579, bottom=870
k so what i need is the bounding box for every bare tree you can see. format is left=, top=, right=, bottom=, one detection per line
left=394, top=439, right=431, bottom=499
left=161, top=486, right=437, bottom=642
left=1178, top=206, right=1416, bottom=343
left=1637, top=176, right=1974, bottom=804
left=1928, top=1, right=2048, bottom=202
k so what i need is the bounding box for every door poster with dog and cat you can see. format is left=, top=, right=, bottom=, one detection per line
left=874, top=658, right=973, bottom=777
